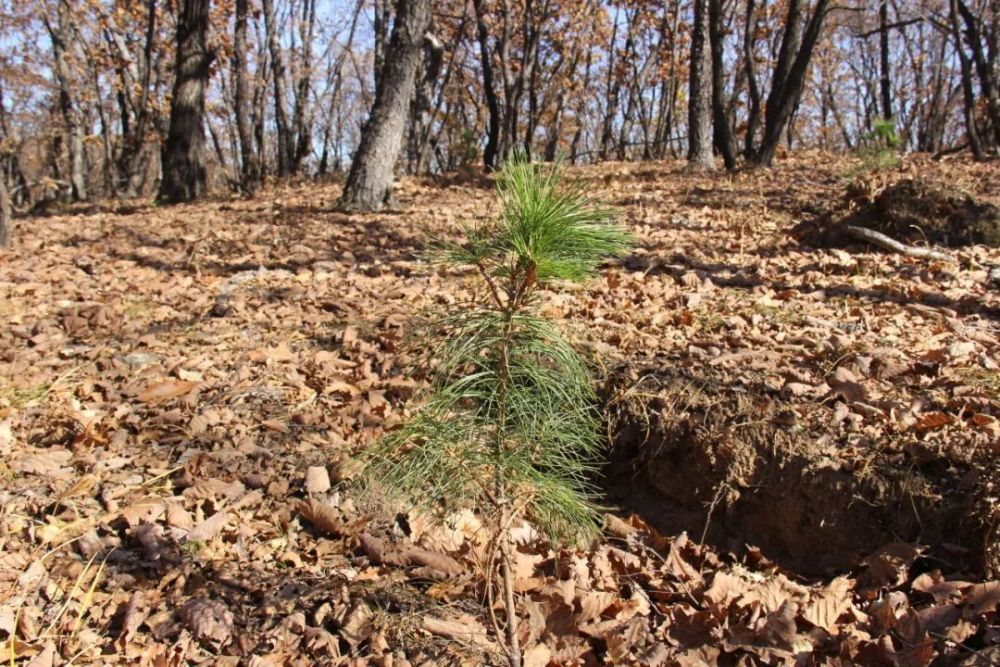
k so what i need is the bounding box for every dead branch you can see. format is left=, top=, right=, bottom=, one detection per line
left=845, top=225, right=953, bottom=261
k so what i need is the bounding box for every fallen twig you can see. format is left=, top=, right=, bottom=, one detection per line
left=845, top=225, right=953, bottom=261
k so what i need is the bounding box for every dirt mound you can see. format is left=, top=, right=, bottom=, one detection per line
left=603, top=361, right=1000, bottom=578
left=796, top=178, right=1000, bottom=249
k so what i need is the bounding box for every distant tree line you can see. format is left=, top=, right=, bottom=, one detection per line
left=0, top=0, right=996, bottom=221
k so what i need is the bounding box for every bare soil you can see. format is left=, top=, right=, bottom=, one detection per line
left=604, top=362, right=999, bottom=578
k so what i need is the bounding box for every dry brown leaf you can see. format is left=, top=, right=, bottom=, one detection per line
left=704, top=571, right=747, bottom=608
left=422, top=614, right=492, bottom=647
left=340, top=603, right=373, bottom=648
left=179, top=599, right=234, bottom=645
left=17, top=449, right=73, bottom=476
left=914, top=411, right=954, bottom=432
left=297, top=497, right=343, bottom=534
left=186, top=510, right=229, bottom=542
left=402, top=545, right=464, bottom=576
left=120, top=498, right=166, bottom=527
left=964, top=581, right=1000, bottom=614
left=802, top=577, right=853, bottom=634
left=116, top=591, right=150, bottom=652
left=137, top=379, right=199, bottom=403
left=861, top=543, right=923, bottom=588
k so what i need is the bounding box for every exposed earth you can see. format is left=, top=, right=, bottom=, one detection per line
left=2, top=153, right=999, bottom=665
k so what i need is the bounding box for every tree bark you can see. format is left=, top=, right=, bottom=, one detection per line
left=956, top=0, right=1000, bottom=148
left=408, top=31, right=444, bottom=173
left=338, top=0, right=430, bottom=211
left=159, top=0, right=212, bottom=203
left=262, top=0, right=295, bottom=176
left=709, top=0, right=737, bottom=170
left=687, top=0, right=714, bottom=169
left=0, top=176, right=10, bottom=248
left=45, top=1, right=87, bottom=202
left=949, top=0, right=986, bottom=159
left=752, top=0, right=830, bottom=166
left=473, top=0, right=503, bottom=170
left=234, top=0, right=260, bottom=192
left=879, top=0, right=893, bottom=120
left=742, top=0, right=762, bottom=157
left=292, top=0, right=318, bottom=172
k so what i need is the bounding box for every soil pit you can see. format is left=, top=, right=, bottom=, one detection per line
left=602, top=361, right=1000, bottom=579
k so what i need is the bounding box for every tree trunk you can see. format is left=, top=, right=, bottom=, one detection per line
left=408, top=31, right=444, bottom=173
left=338, top=0, right=430, bottom=211
left=234, top=0, right=260, bottom=192
left=879, top=0, right=893, bottom=120
left=752, top=0, right=830, bottom=166
left=45, top=1, right=87, bottom=202
left=949, top=0, right=986, bottom=159
left=262, top=0, right=294, bottom=176
left=956, top=0, right=1000, bottom=148
left=709, top=0, right=737, bottom=170
left=292, top=0, right=318, bottom=172
left=742, top=0, right=762, bottom=157
left=687, top=0, right=714, bottom=169
left=473, top=0, right=502, bottom=170
left=373, top=0, right=392, bottom=88
left=0, top=176, right=10, bottom=249
left=159, top=0, right=212, bottom=203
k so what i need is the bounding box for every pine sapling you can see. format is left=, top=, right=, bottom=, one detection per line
left=358, top=157, right=632, bottom=666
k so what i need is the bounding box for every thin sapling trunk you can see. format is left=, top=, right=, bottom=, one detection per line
left=357, top=157, right=632, bottom=665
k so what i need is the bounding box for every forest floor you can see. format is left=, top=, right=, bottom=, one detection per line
left=2, top=153, right=999, bottom=666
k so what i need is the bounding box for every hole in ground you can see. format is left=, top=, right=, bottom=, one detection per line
left=599, top=361, right=999, bottom=579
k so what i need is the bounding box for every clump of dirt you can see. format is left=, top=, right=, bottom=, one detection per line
left=602, top=362, right=1000, bottom=578
left=795, top=177, right=1000, bottom=248
left=859, top=179, right=1000, bottom=246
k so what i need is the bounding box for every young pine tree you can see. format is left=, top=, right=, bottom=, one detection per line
left=359, top=158, right=631, bottom=665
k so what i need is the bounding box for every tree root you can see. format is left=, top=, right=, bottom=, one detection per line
left=845, top=225, right=953, bottom=261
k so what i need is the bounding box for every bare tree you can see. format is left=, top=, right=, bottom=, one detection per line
left=233, top=0, right=260, bottom=192
left=262, top=0, right=295, bottom=176
left=43, top=0, right=87, bottom=201
left=0, top=176, right=10, bottom=248
left=751, top=0, right=831, bottom=166
left=159, top=0, right=213, bottom=203
left=709, top=0, right=737, bottom=170
left=688, top=0, right=714, bottom=169
left=338, top=0, right=431, bottom=211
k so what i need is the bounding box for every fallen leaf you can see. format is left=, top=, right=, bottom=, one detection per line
left=137, top=379, right=199, bottom=403
left=179, top=599, right=234, bottom=645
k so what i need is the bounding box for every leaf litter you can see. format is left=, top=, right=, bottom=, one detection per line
left=0, top=154, right=999, bottom=664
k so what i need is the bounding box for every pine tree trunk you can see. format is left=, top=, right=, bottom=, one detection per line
left=234, top=0, right=259, bottom=192
left=338, top=0, right=430, bottom=211
left=159, top=0, right=212, bottom=204
left=687, top=0, right=714, bottom=169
